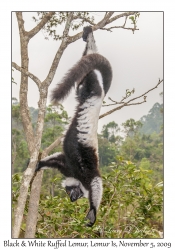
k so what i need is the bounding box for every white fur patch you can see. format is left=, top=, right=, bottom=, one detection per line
left=80, top=183, right=89, bottom=198
left=77, top=88, right=104, bottom=149
left=38, top=166, right=51, bottom=170
left=62, top=177, right=79, bottom=187
left=94, top=70, right=103, bottom=89
left=86, top=33, right=97, bottom=54
left=42, top=152, right=62, bottom=161
left=90, top=176, right=103, bottom=209
left=62, top=177, right=89, bottom=198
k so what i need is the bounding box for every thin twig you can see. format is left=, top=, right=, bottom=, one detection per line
left=100, top=79, right=163, bottom=119
left=43, top=12, right=74, bottom=86
left=42, top=135, right=63, bottom=156
left=27, top=12, right=56, bottom=39
left=101, top=26, right=139, bottom=32
left=69, top=12, right=138, bottom=43
left=127, top=79, right=163, bottom=104
left=107, top=12, right=139, bottom=24
left=12, top=62, right=41, bottom=89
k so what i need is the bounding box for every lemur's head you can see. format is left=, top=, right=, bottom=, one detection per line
left=62, top=177, right=88, bottom=202
left=62, top=177, right=101, bottom=227
left=65, top=185, right=83, bottom=202
left=82, top=26, right=93, bottom=42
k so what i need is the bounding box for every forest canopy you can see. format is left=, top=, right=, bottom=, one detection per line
left=12, top=100, right=163, bottom=238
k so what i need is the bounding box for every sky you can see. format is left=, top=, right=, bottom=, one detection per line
left=12, top=12, right=163, bottom=133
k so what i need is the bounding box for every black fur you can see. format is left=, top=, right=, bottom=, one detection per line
left=82, top=26, right=93, bottom=42
left=51, top=53, right=112, bottom=104
left=66, top=186, right=84, bottom=202
left=35, top=153, right=72, bottom=177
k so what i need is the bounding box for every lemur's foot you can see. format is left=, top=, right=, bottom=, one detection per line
left=85, top=208, right=96, bottom=227
left=35, top=162, right=41, bottom=172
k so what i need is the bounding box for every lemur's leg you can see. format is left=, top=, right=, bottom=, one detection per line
left=36, top=152, right=71, bottom=177
left=82, top=26, right=97, bottom=56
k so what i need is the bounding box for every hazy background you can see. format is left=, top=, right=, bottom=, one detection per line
left=12, top=12, right=163, bottom=132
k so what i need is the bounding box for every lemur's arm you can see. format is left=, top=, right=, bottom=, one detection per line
left=85, top=176, right=103, bottom=227
left=36, top=152, right=72, bottom=177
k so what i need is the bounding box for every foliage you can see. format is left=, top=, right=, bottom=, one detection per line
left=98, top=135, right=118, bottom=169
left=119, top=132, right=163, bottom=183
left=12, top=160, right=163, bottom=238
left=29, top=107, right=39, bottom=124
left=32, top=12, right=95, bottom=41
left=12, top=104, right=22, bottom=128
left=12, top=68, right=18, bottom=84
left=12, top=102, right=163, bottom=183
left=12, top=104, right=68, bottom=173
left=99, top=102, right=163, bottom=183
left=122, top=118, right=143, bottom=137
left=12, top=101, right=163, bottom=238
left=129, top=13, right=140, bottom=26
left=139, top=103, right=163, bottom=134
left=101, top=121, right=120, bottom=143
left=41, top=105, right=68, bottom=151
left=12, top=129, right=30, bottom=173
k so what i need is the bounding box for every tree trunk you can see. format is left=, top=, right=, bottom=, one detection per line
left=12, top=12, right=34, bottom=238
left=12, top=158, right=38, bottom=238
left=24, top=171, right=43, bottom=238
left=24, top=136, right=63, bottom=238
left=12, top=12, right=55, bottom=238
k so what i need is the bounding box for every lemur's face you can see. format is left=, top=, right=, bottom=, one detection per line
left=65, top=185, right=84, bottom=202
left=82, top=26, right=93, bottom=42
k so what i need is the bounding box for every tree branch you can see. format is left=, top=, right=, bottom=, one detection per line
left=34, top=88, right=48, bottom=149
left=68, top=12, right=115, bottom=44
left=42, top=135, right=63, bottom=156
left=101, top=26, right=139, bottom=32
left=15, top=12, right=34, bottom=154
left=101, top=12, right=140, bottom=33
left=25, top=135, right=63, bottom=238
left=15, top=12, right=73, bottom=239
left=43, top=12, right=74, bottom=86
left=69, top=12, right=139, bottom=44
left=72, top=14, right=96, bottom=26
left=27, top=12, right=56, bottom=39
left=127, top=79, right=163, bottom=104
left=16, top=12, right=28, bottom=42
left=94, top=12, right=115, bottom=29
left=107, top=12, right=139, bottom=24
left=99, top=79, right=163, bottom=119
left=12, top=62, right=42, bottom=89
left=13, top=12, right=36, bottom=239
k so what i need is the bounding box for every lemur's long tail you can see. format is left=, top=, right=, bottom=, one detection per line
left=51, top=53, right=112, bottom=104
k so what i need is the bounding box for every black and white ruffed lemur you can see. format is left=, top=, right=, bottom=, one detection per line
left=36, top=26, right=112, bottom=227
